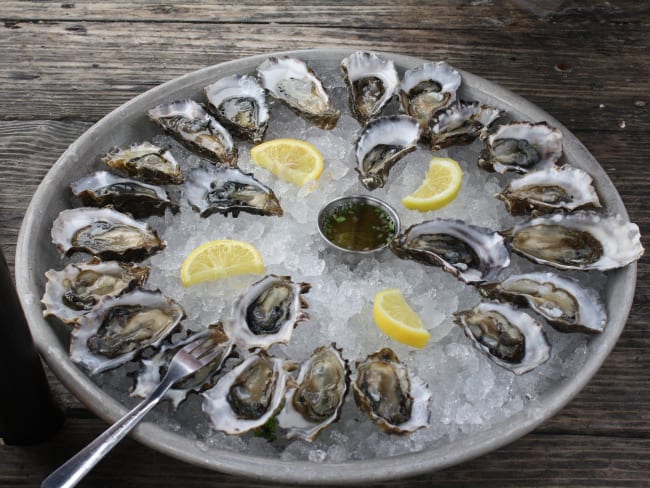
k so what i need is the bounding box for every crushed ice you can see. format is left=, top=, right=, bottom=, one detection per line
left=87, top=70, right=609, bottom=464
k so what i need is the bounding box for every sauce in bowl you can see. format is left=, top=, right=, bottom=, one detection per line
left=318, top=195, right=400, bottom=253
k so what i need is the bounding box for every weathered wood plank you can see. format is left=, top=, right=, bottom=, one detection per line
left=1, top=0, right=648, bottom=28
left=0, top=21, right=648, bottom=133
left=2, top=420, right=649, bottom=487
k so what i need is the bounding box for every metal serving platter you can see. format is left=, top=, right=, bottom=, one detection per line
left=15, top=49, right=636, bottom=484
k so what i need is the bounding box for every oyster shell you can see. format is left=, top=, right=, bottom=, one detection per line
left=340, top=51, right=399, bottom=123
left=226, top=275, right=310, bottom=350
left=70, top=289, right=185, bottom=374
left=496, top=165, right=601, bottom=215
left=478, top=121, right=563, bottom=174
left=399, top=61, right=461, bottom=132
left=503, top=211, right=644, bottom=271
left=202, top=352, right=298, bottom=435
left=277, top=343, right=348, bottom=442
left=352, top=348, right=430, bottom=434
left=102, top=142, right=184, bottom=185
left=71, top=171, right=174, bottom=218
left=429, top=101, right=503, bottom=150
left=355, top=115, right=421, bottom=190
left=204, top=74, right=269, bottom=144
left=42, top=258, right=149, bottom=324
left=148, top=99, right=237, bottom=166
left=257, top=56, right=340, bottom=130
left=131, top=323, right=234, bottom=409
left=453, top=302, right=551, bottom=374
left=184, top=163, right=283, bottom=218
left=390, top=219, right=511, bottom=284
left=479, top=272, right=607, bottom=333
left=51, top=207, right=165, bottom=260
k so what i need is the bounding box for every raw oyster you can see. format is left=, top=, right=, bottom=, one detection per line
left=70, top=289, right=185, bottom=374
left=202, top=352, right=298, bottom=435
left=399, top=61, right=461, bottom=132
left=131, top=323, right=234, bottom=409
left=102, top=142, right=184, bottom=185
left=390, top=219, right=511, bottom=284
left=453, top=302, right=551, bottom=374
left=148, top=99, right=237, bottom=166
left=71, top=171, right=174, bottom=218
left=51, top=207, right=165, bottom=260
left=204, top=74, right=269, bottom=144
left=503, top=211, right=644, bottom=271
left=184, top=163, right=283, bottom=218
left=478, top=121, right=563, bottom=174
left=257, top=56, right=340, bottom=129
left=42, top=258, right=149, bottom=324
left=226, top=275, right=310, bottom=350
left=352, top=348, right=430, bottom=434
left=340, top=51, right=399, bottom=123
left=496, top=165, right=601, bottom=215
left=277, top=343, right=348, bottom=442
left=429, top=101, right=503, bottom=150
left=480, top=272, right=607, bottom=333
left=355, top=115, right=421, bottom=190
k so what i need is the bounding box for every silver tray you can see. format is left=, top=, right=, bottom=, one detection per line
left=15, top=49, right=637, bottom=484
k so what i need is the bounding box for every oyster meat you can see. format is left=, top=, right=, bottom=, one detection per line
left=51, top=207, right=165, bottom=260
left=226, top=275, right=310, bottom=350
left=184, top=163, right=283, bottom=218
left=399, top=61, right=461, bottom=132
left=503, top=211, right=644, bottom=271
left=102, top=142, right=184, bottom=185
left=148, top=99, right=237, bottom=166
left=42, top=258, right=149, bottom=324
left=496, top=165, right=601, bottom=215
left=131, top=323, right=234, bottom=409
left=257, top=56, right=340, bottom=130
left=355, top=115, right=421, bottom=190
left=71, top=171, right=174, bottom=218
left=202, top=352, right=298, bottom=435
left=390, top=219, right=511, bottom=284
left=429, top=101, right=503, bottom=150
left=204, top=74, right=269, bottom=144
left=453, top=302, right=551, bottom=374
left=352, top=348, right=430, bottom=434
left=277, top=343, right=348, bottom=442
left=480, top=272, right=607, bottom=333
left=478, top=121, right=563, bottom=174
left=70, top=288, right=185, bottom=374
left=340, top=51, right=399, bottom=124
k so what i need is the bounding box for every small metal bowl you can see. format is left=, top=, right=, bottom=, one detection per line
left=317, top=195, right=400, bottom=254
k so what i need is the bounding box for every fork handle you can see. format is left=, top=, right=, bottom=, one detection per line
left=41, top=376, right=175, bottom=488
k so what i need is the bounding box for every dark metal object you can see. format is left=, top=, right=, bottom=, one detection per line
left=0, top=247, right=64, bottom=445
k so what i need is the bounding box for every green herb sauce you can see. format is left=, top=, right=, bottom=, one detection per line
left=322, top=202, right=395, bottom=251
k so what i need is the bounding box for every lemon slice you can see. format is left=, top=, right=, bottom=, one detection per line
left=373, top=288, right=430, bottom=348
left=402, top=156, right=463, bottom=211
left=250, top=138, right=324, bottom=186
left=180, top=239, right=264, bottom=287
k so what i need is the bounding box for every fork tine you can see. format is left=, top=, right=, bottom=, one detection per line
left=198, top=347, right=223, bottom=365
left=178, top=335, right=223, bottom=365
left=189, top=337, right=216, bottom=357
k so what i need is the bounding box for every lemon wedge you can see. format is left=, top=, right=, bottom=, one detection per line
left=402, top=156, right=463, bottom=211
left=180, top=240, right=264, bottom=287
left=250, top=138, right=324, bottom=186
left=373, top=288, right=430, bottom=348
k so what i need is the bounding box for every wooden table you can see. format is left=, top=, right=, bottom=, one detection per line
left=1, top=2, right=648, bottom=486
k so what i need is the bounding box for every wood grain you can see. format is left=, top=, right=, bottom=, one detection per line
left=1, top=1, right=648, bottom=486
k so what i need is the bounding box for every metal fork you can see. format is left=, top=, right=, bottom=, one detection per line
left=42, top=335, right=223, bottom=488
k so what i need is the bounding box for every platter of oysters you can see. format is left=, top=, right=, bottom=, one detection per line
left=15, top=49, right=643, bottom=483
